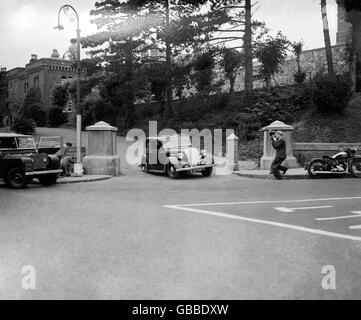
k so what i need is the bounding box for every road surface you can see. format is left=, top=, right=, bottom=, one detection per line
left=1, top=168, right=361, bottom=299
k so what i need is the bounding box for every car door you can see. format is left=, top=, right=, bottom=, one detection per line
left=157, top=140, right=168, bottom=171
left=146, top=138, right=158, bottom=170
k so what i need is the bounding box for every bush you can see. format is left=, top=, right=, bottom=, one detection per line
left=25, top=103, right=47, bottom=126
left=244, top=86, right=310, bottom=127
left=293, top=71, right=307, bottom=84
left=48, top=106, right=66, bottom=127
left=311, top=73, right=352, bottom=113
left=12, top=117, right=36, bottom=135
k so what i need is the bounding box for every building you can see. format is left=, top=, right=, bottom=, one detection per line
left=6, top=48, right=80, bottom=113
left=0, top=67, right=7, bottom=92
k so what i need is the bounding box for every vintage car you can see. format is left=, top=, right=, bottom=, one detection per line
left=0, top=133, right=63, bottom=189
left=139, top=134, right=216, bottom=179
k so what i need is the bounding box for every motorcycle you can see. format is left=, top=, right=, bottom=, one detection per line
left=305, top=148, right=361, bottom=179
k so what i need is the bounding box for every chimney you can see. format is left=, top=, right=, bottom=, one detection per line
left=0, top=67, right=6, bottom=72
left=29, top=54, right=38, bottom=63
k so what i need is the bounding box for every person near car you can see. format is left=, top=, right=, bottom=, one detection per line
left=270, top=130, right=288, bottom=179
left=56, top=142, right=74, bottom=176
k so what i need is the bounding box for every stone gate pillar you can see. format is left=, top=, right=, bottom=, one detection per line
left=260, top=120, right=298, bottom=170
left=82, top=121, right=121, bottom=176
left=227, top=133, right=239, bottom=171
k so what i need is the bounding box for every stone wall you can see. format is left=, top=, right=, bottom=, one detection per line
left=293, top=143, right=361, bottom=165
left=232, top=44, right=349, bottom=92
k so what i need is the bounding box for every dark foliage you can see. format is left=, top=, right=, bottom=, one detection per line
left=12, top=117, right=36, bottom=135
left=22, top=87, right=47, bottom=126
left=48, top=107, right=67, bottom=127
left=311, top=73, right=353, bottom=113
left=51, top=85, right=69, bottom=109
left=293, top=71, right=307, bottom=84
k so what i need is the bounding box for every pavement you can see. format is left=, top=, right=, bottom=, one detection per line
left=234, top=167, right=309, bottom=180
left=57, top=175, right=112, bottom=184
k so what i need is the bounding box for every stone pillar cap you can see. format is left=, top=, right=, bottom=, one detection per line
left=262, top=120, right=294, bottom=132
left=86, top=121, right=118, bottom=132
left=227, top=133, right=239, bottom=140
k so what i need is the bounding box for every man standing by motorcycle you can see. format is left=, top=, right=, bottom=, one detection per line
left=270, top=131, right=288, bottom=179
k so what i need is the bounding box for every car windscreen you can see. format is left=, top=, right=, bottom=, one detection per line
left=0, top=138, right=17, bottom=149
left=17, top=137, right=36, bottom=149
left=163, top=136, right=191, bottom=148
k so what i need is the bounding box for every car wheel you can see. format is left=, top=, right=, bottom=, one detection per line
left=166, top=164, right=180, bottom=179
left=38, top=174, right=58, bottom=186
left=201, top=166, right=213, bottom=177
left=6, top=167, right=29, bottom=189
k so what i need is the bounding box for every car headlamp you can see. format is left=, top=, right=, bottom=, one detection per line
left=200, top=150, right=207, bottom=158
left=177, top=153, right=184, bottom=160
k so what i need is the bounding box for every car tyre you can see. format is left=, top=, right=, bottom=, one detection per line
left=166, top=164, right=180, bottom=179
left=6, top=167, right=29, bottom=189
left=201, top=166, right=213, bottom=177
left=38, top=174, right=58, bottom=186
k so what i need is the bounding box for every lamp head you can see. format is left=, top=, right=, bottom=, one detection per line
left=54, top=24, right=64, bottom=31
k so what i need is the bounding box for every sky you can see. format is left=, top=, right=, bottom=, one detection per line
left=0, top=0, right=339, bottom=70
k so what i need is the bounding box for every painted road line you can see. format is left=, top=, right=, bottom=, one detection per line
left=274, top=206, right=333, bottom=213
left=316, top=211, right=361, bottom=221
left=170, top=196, right=361, bottom=208
left=350, top=225, right=361, bottom=230
left=163, top=205, right=361, bottom=242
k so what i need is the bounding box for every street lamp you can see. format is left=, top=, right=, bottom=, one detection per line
left=54, top=4, right=83, bottom=176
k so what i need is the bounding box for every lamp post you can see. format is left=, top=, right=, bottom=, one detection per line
left=54, top=4, right=83, bottom=176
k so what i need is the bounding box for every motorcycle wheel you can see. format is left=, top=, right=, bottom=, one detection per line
left=307, top=159, right=326, bottom=179
left=350, top=158, right=361, bottom=178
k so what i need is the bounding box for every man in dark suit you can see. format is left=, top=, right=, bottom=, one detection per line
left=270, top=131, right=288, bottom=179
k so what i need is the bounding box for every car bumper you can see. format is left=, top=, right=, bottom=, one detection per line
left=25, top=169, right=63, bottom=176
left=175, top=164, right=216, bottom=172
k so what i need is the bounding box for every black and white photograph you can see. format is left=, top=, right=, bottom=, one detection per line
left=1, top=0, right=361, bottom=306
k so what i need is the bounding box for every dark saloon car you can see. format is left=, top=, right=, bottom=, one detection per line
left=0, top=133, right=63, bottom=189
left=139, top=134, right=216, bottom=179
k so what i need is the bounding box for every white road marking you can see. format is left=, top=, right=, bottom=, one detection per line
left=170, top=196, right=361, bottom=208
left=274, top=206, right=333, bottom=213
left=316, top=211, right=361, bottom=221
left=350, top=225, right=361, bottom=230
left=163, top=205, right=361, bottom=242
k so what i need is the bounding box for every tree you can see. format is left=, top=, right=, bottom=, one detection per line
left=244, top=0, right=253, bottom=96
left=51, top=84, right=69, bottom=110
left=321, top=0, right=334, bottom=76
left=5, top=96, right=22, bottom=129
left=221, top=48, right=244, bottom=93
left=206, top=0, right=266, bottom=97
left=22, top=87, right=47, bottom=127
left=83, top=0, right=219, bottom=123
left=292, top=41, right=307, bottom=84
left=336, top=0, right=361, bottom=93
left=142, top=63, right=168, bottom=115
left=191, top=49, right=216, bottom=94
left=254, top=32, right=290, bottom=88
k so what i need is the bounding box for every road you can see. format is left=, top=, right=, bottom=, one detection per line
left=2, top=166, right=361, bottom=300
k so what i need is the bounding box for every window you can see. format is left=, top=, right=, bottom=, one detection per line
left=61, top=76, right=67, bottom=85
left=0, top=138, right=17, bottom=149
left=24, top=82, right=29, bottom=94
left=33, top=76, right=39, bottom=87
left=64, top=100, right=73, bottom=113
